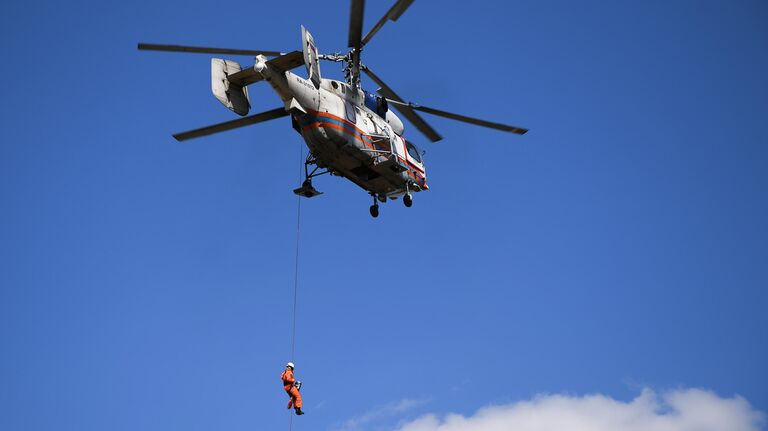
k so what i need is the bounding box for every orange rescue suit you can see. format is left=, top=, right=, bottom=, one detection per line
left=281, top=368, right=302, bottom=409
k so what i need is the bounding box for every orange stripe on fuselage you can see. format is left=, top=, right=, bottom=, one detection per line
left=301, top=122, right=373, bottom=148
left=302, top=111, right=427, bottom=188
left=307, top=110, right=371, bottom=141
left=309, top=110, right=425, bottom=174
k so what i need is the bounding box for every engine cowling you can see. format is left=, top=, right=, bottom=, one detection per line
left=364, top=91, right=402, bottom=135
left=385, top=110, right=404, bottom=136
left=364, top=91, right=388, bottom=118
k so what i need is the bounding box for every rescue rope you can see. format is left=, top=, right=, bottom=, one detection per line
left=288, top=141, right=304, bottom=431
left=290, top=177, right=301, bottom=361
left=290, top=138, right=303, bottom=361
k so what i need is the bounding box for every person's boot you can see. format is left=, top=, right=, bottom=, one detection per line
left=295, top=407, right=305, bottom=415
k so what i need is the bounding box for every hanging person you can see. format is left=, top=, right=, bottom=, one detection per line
left=281, top=362, right=304, bottom=415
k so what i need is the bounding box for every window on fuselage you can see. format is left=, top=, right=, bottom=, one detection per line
left=406, top=142, right=422, bottom=163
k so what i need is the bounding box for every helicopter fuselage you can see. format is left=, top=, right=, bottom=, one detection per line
left=259, top=56, right=427, bottom=199
left=141, top=2, right=527, bottom=216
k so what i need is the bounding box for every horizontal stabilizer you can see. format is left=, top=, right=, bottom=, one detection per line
left=227, top=67, right=263, bottom=86
left=226, top=51, right=304, bottom=87
left=269, top=50, right=305, bottom=73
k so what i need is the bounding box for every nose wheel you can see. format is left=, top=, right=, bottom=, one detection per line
left=403, top=194, right=413, bottom=208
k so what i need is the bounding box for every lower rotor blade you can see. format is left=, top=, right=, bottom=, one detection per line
left=387, top=100, right=528, bottom=135
left=138, top=43, right=282, bottom=57
left=173, top=108, right=289, bottom=141
left=362, top=66, right=442, bottom=142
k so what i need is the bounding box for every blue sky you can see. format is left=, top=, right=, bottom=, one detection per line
left=1, top=0, right=767, bottom=430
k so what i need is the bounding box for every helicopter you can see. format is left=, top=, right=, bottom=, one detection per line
left=139, top=0, right=527, bottom=218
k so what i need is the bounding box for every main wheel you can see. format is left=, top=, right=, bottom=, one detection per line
left=369, top=204, right=379, bottom=218
left=403, top=194, right=413, bottom=208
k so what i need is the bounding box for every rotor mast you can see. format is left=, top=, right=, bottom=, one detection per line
left=346, top=0, right=365, bottom=88
left=346, top=0, right=414, bottom=88
left=347, top=50, right=362, bottom=88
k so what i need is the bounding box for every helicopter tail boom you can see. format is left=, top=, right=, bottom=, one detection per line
left=210, top=51, right=306, bottom=117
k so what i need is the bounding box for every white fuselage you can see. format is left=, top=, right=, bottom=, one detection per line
left=257, top=58, right=427, bottom=197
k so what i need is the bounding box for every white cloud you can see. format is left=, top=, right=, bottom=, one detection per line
left=392, top=388, right=764, bottom=431
left=337, top=398, right=430, bottom=431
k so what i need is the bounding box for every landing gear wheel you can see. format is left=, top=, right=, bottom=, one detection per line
left=403, top=194, right=413, bottom=208
left=369, top=204, right=379, bottom=218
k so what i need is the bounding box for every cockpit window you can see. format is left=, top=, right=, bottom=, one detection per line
left=406, top=142, right=422, bottom=163
left=331, top=81, right=338, bottom=89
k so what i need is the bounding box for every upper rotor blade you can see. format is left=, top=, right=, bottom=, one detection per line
left=138, top=43, right=282, bottom=57
left=361, top=0, right=415, bottom=46
left=173, top=108, right=288, bottom=142
left=362, top=66, right=442, bottom=142
left=348, top=0, right=365, bottom=49
left=387, top=100, right=528, bottom=135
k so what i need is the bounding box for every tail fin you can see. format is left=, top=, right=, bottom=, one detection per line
left=301, top=26, right=322, bottom=89
left=211, top=58, right=250, bottom=116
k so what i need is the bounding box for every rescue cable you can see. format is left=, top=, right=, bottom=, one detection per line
left=288, top=142, right=304, bottom=431
left=290, top=141, right=302, bottom=362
